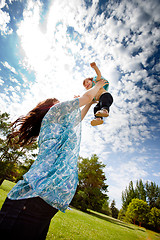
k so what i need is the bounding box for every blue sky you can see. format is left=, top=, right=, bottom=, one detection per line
left=0, top=0, right=160, bottom=209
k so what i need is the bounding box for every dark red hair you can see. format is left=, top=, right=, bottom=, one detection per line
left=8, top=98, right=58, bottom=147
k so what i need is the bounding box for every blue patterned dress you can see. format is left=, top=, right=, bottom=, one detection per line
left=8, top=98, right=81, bottom=212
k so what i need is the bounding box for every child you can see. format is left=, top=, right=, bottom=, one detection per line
left=83, top=62, right=113, bottom=126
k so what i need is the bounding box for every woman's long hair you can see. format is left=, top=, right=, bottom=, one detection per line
left=8, top=98, right=58, bottom=147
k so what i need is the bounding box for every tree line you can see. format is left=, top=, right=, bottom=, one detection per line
left=122, top=179, right=160, bottom=210
left=119, top=180, right=160, bottom=232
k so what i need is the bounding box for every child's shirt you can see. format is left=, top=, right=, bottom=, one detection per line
left=92, top=76, right=109, bottom=92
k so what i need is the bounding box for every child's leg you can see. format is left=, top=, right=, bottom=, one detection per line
left=91, top=102, right=103, bottom=126
left=99, top=92, right=113, bottom=112
left=95, top=93, right=113, bottom=117
left=94, top=102, right=101, bottom=116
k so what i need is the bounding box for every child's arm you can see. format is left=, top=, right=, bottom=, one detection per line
left=90, top=62, right=101, bottom=80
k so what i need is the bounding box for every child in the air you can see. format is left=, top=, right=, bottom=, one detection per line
left=83, top=62, right=113, bottom=126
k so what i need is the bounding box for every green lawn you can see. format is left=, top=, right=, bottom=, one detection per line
left=1, top=180, right=160, bottom=240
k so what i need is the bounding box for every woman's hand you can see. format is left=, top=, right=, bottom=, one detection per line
left=79, top=79, right=107, bottom=108
left=95, top=79, right=108, bottom=88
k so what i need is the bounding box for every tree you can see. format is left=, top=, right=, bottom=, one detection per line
left=110, top=200, right=119, bottom=219
left=148, top=207, right=160, bottom=231
left=135, top=179, right=146, bottom=202
left=0, top=112, right=37, bottom=185
left=122, top=180, right=160, bottom=211
left=126, top=198, right=150, bottom=227
left=146, top=181, right=160, bottom=209
left=71, top=154, right=108, bottom=212
left=101, top=199, right=111, bottom=216
left=122, top=181, right=137, bottom=210
left=118, top=208, right=126, bottom=221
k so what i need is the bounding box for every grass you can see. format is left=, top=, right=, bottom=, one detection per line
left=1, top=180, right=160, bottom=240
left=0, top=179, right=15, bottom=206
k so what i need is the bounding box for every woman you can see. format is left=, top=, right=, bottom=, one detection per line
left=0, top=79, right=107, bottom=240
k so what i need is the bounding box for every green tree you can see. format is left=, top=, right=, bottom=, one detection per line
left=135, top=179, right=146, bottom=202
left=146, top=181, right=160, bottom=209
left=110, top=200, right=119, bottom=219
left=126, top=198, right=150, bottom=227
left=122, top=180, right=160, bottom=211
left=148, top=207, right=160, bottom=231
left=0, top=112, right=37, bottom=185
left=72, top=154, right=108, bottom=212
left=101, top=199, right=111, bottom=216
left=122, top=181, right=136, bottom=210
left=118, top=208, right=126, bottom=221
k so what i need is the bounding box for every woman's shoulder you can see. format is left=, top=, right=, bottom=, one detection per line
left=42, top=98, right=80, bottom=125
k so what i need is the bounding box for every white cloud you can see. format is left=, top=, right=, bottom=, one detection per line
left=153, top=172, right=160, bottom=177
left=0, top=0, right=6, bottom=9
left=0, top=4, right=12, bottom=35
left=0, top=77, right=4, bottom=85
left=2, top=61, right=17, bottom=74
left=9, top=76, right=19, bottom=83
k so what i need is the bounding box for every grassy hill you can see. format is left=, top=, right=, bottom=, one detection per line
left=0, top=180, right=160, bottom=240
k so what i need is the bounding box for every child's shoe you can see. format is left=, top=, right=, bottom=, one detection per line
left=95, top=109, right=109, bottom=117
left=91, top=118, right=103, bottom=126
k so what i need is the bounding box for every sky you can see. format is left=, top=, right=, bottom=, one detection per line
left=0, top=0, right=160, bottom=209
